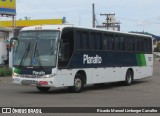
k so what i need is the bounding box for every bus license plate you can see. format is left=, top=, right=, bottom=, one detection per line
left=21, top=80, right=37, bottom=86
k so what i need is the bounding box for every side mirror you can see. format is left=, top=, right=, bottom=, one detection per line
left=10, top=37, right=18, bottom=52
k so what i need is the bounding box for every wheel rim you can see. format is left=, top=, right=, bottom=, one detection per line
left=74, top=78, right=82, bottom=90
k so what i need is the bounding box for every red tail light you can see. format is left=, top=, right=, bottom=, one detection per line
left=39, top=81, right=48, bottom=85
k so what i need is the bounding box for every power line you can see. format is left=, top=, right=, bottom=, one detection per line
left=17, top=0, right=32, bottom=18
left=118, top=17, right=160, bottom=24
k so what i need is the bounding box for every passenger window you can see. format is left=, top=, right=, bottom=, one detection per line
left=119, top=36, right=125, bottom=51
left=103, top=35, right=108, bottom=50
left=90, top=32, right=96, bottom=49
left=114, top=35, right=120, bottom=50
left=96, top=33, right=101, bottom=50
left=75, top=31, right=82, bottom=49
left=82, top=32, right=89, bottom=49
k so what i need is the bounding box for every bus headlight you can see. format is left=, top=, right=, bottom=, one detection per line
left=42, top=74, right=55, bottom=78
left=13, top=72, right=20, bottom=77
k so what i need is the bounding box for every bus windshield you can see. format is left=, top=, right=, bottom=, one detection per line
left=13, top=31, right=59, bottom=67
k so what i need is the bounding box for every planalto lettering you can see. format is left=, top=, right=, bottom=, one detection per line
left=83, top=54, right=102, bottom=64
left=33, top=71, right=45, bottom=76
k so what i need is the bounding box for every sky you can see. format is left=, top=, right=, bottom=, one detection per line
left=5, top=0, right=160, bottom=35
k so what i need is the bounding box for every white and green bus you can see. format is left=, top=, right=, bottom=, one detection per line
left=12, top=25, right=153, bottom=92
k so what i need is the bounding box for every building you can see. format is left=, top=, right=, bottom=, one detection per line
left=0, top=18, right=66, bottom=37
left=0, top=18, right=64, bottom=28
left=0, top=27, right=13, bottom=67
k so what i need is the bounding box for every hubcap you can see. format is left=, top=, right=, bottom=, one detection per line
left=75, top=78, right=82, bottom=89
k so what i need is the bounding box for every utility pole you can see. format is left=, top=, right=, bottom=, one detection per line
left=100, top=13, right=115, bottom=30
left=97, top=13, right=120, bottom=31
left=92, top=3, right=96, bottom=28
left=12, top=16, right=15, bottom=28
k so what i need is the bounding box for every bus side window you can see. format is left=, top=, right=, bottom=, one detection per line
left=103, top=34, right=108, bottom=50
left=119, top=36, right=125, bottom=51
left=143, top=38, right=147, bottom=52
left=134, top=38, right=139, bottom=52
left=96, top=33, right=101, bottom=50
left=59, top=42, right=70, bottom=59
left=90, top=32, right=96, bottom=50
left=82, top=32, right=89, bottom=49
left=138, top=38, right=143, bottom=52
left=146, top=38, right=152, bottom=53
left=58, top=28, right=74, bottom=68
left=114, top=35, right=120, bottom=50
left=129, top=37, right=134, bottom=51
left=108, top=35, right=113, bottom=50
left=75, top=31, right=82, bottom=49
left=125, top=37, right=129, bottom=51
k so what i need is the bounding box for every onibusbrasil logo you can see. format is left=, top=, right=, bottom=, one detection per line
left=1, top=108, right=42, bottom=114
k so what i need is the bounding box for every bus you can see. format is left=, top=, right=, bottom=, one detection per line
left=12, top=25, right=153, bottom=92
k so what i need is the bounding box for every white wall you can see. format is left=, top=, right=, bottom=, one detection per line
left=0, top=32, right=7, bottom=64
left=0, top=30, right=13, bottom=67
left=9, top=32, right=14, bottom=68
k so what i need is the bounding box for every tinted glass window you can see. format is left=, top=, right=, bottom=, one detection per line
left=129, top=37, right=134, bottom=51
left=90, top=32, right=96, bottom=49
left=119, top=36, right=125, bottom=50
left=75, top=31, right=82, bottom=49
left=96, top=33, right=101, bottom=50
left=145, top=38, right=152, bottom=52
left=134, top=38, right=139, bottom=51
left=138, top=38, right=143, bottom=52
left=114, top=35, right=120, bottom=50
left=108, top=35, right=114, bottom=50
left=103, top=35, right=108, bottom=50
left=125, top=37, right=129, bottom=51
left=59, top=28, right=74, bottom=67
left=82, top=32, right=89, bottom=49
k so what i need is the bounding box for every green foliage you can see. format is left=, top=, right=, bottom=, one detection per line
left=0, top=67, right=12, bottom=77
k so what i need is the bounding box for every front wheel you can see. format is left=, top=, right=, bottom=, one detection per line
left=68, top=74, right=84, bottom=93
left=37, top=87, right=50, bottom=92
left=124, top=70, right=133, bottom=86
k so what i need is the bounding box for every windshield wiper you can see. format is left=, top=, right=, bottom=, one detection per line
left=32, top=42, right=43, bottom=68
left=19, top=41, right=31, bottom=66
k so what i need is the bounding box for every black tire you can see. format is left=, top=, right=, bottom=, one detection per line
left=68, top=74, right=84, bottom=93
left=37, top=87, right=50, bottom=92
left=94, top=83, right=105, bottom=86
left=124, top=70, right=133, bottom=86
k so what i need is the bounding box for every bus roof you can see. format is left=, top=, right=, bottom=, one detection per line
left=21, top=24, right=152, bottom=38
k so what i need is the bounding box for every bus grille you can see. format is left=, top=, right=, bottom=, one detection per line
left=20, top=75, right=41, bottom=78
left=21, top=80, right=38, bottom=86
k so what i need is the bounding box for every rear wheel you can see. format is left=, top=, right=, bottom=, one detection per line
left=37, top=87, right=50, bottom=92
left=124, top=70, right=133, bottom=86
left=68, top=74, right=84, bottom=93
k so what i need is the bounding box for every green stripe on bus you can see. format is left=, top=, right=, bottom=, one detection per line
left=136, top=54, right=147, bottom=66
left=140, top=54, right=147, bottom=66
left=136, top=54, right=141, bottom=66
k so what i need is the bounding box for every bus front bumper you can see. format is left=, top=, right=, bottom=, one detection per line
left=12, top=76, right=55, bottom=87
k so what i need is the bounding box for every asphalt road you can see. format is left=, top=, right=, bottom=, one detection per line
left=0, top=61, right=160, bottom=116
